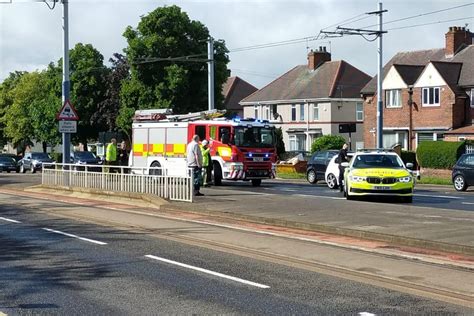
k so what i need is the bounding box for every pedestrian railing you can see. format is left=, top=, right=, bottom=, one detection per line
left=41, top=163, right=194, bottom=202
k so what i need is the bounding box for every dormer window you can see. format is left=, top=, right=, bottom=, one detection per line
left=385, top=89, right=401, bottom=108
left=422, top=87, right=440, bottom=106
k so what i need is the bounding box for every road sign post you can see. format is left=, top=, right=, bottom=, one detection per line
left=57, top=100, right=79, bottom=167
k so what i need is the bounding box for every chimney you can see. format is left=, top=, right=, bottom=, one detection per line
left=307, top=47, right=331, bottom=70
left=445, top=26, right=473, bottom=57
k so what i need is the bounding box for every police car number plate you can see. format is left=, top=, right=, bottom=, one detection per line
left=373, top=186, right=391, bottom=190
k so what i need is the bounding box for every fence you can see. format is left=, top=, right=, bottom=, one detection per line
left=42, top=163, right=194, bottom=202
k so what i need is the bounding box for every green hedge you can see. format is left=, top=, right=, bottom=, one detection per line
left=311, top=135, right=346, bottom=153
left=416, top=141, right=465, bottom=169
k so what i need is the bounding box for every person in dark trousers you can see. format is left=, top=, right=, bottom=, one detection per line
left=338, top=143, right=349, bottom=192
left=118, top=140, right=130, bottom=173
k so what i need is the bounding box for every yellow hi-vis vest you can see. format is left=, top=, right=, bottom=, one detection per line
left=106, top=143, right=117, bottom=162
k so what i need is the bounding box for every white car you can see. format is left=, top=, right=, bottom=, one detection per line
left=324, top=153, right=354, bottom=189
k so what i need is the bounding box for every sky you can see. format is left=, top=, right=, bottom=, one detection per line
left=0, top=0, right=473, bottom=89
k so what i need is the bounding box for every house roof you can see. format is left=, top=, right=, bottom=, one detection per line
left=362, top=45, right=474, bottom=94
left=445, top=125, right=474, bottom=135
left=392, top=64, right=424, bottom=86
left=222, top=76, right=258, bottom=111
left=430, top=61, right=463, bottom=94
left=241, top=60, right=371, bottom=103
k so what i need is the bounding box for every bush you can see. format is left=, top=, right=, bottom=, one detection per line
left=50, top=152, right=62, bottom=163
left=275, top=127, right=286, bottom=159
left=311, top=135, right=345, bottom=153
left=416, top=141, right=465, bottom=169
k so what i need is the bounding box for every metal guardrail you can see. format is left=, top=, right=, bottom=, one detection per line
left=41, top=163, right=194, bottom=202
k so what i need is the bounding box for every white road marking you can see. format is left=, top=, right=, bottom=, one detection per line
left=415, top=194, right=461, bottom=200
left=294, top=194, right=345, bottom=200
left=359, top=313, right=376, bottom=316
left=0, top=216, right=21, bottom=223
left=0, top=311, right=7, bottom=316
left=462, top=202, right=474, bottom=206
left=281, top=188, right=297, bottom=192
left=42, top=228, right=107, bottom=245
left=145, top=254, right=270, bottom=289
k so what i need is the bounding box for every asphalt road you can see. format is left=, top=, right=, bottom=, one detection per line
left=1, top=203, right=471, bottom=315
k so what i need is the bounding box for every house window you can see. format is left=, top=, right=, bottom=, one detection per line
left=289, top=134, right=306, bottom=151
left=299, top=104, right=305, bottom=121
left=254, top=105, right=259, bottom=118
left=385, top=89, right=401, bottom=108
left=291, top=105, right=296, bottom=121
left=312, top=104, right=319, bottom=121
left=471, top=88, right=474, bottom=108
left=417, top=132, right=434, bottom=144
left=422, top=87, right=440, bottom=106
left=356, top=102, right=363, bottom=121
left=263, top=105, right=270, bottom=120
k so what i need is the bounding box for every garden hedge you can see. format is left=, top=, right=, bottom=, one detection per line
left=416, top=141, right=465, bottom=169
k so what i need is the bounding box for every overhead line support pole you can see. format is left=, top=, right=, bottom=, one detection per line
left=208, top=37, right=215, bottom=111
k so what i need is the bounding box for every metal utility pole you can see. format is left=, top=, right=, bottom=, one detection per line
left=208, top=37, right=215, bottom=111
left=376, top=1, right=384, bottom=148
left=62, top=0, right=71, bottom=164
left=320, top=2, right=387, bottom=148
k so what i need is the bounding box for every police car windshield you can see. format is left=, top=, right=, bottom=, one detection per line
left=233, top=127, right=275, bottom=148
left=352, top=154, right=404, bottom=169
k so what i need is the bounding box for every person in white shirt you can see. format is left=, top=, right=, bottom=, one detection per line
left=186, top=134, right=204, bottom=196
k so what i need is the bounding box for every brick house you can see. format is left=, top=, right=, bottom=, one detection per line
left=240, top=48, right=371, bottom=152
left=361, top=26, right=474, bottom=150
left=222, top=76, right=258, bottom=118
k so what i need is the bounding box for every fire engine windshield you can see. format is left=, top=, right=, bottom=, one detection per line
left=233, top=126, right=275, bottom=148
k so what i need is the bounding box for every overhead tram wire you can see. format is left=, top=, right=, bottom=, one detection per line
left=387, top=16, right=474, bottom=31
left=43, top=0, right=57, bottom=10
left=360, top=2, right=474, bottom=29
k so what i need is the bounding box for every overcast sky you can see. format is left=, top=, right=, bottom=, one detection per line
left=1, top=0, right=473, bottom=88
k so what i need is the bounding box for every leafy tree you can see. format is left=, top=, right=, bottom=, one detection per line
left=119, top=5, right=230, bottom=132
left=311, top=135, right=346, bottom=153
left=68, top=43, right=108, bottom=145
left=92, top=53, right=129, bottom=133
left=0, top=71, right=26, bottom=147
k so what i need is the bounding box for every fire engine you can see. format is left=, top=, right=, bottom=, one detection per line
left=131, top=109, right=277, bottom=186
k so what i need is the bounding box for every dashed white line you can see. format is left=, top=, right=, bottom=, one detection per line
left=0, top=216, right=21, bottom=223
left=295, top=194, right=345, bottom=200
left=145, top=254, right=270, bottom=289
left=415, top=194, right=461, bottom=200
left=42, top=228, right=107, bottom=245
left=462, top=202, right=474, bottom=205
left=359, top=313, right=376, bottom=316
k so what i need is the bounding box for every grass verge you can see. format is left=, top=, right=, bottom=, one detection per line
left=418, top=176, right=451, bottom=185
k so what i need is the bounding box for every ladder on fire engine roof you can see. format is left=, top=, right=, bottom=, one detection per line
left=133, top=109, right=226, bottom=122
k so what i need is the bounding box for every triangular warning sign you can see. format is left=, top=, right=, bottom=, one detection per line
left=57, top=100, right=79, bottom=121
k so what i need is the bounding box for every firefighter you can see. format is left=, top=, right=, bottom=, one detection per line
left=106, top=138, right=118, bottom=173
left=186, top=135, right=204, bottom=196
left=201, top=139, right=212, bottom=187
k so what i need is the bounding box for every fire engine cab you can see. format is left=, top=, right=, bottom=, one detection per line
left=131, top=109, right=278, bottom=186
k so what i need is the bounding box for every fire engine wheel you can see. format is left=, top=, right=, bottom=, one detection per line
left=251, top=179, right=262, bottom=187
left=213, top=161, right=222, bottom=186
left=150, top=161, right=162, bottom=176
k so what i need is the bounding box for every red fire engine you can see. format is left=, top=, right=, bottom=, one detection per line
left=131, top=109, right=277, bottom=186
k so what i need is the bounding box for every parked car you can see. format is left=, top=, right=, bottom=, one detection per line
left=306, top=150, right=339, bottom=184
left=343, top=150, right=415, bottom=203
left=324, top=152, right=355, bottom=189
left=71, top=151, right=102, bottom=171
left=0, top=156, right=19, bottom=173
left=0, top=153, right=21, bottom=172
left=452, top=153, right=474, bottom=191
left=19, top=152, right=55, bottom=173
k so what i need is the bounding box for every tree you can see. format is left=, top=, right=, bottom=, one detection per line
left=0, top=71, right=26, bottom=147
left=311, top=135, right=346, bottom=153
left=118, top=5, right=230, bottom=132
left=68, top=43, right=108, bottom=145
left=91, top=53, right=129, bottom=133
